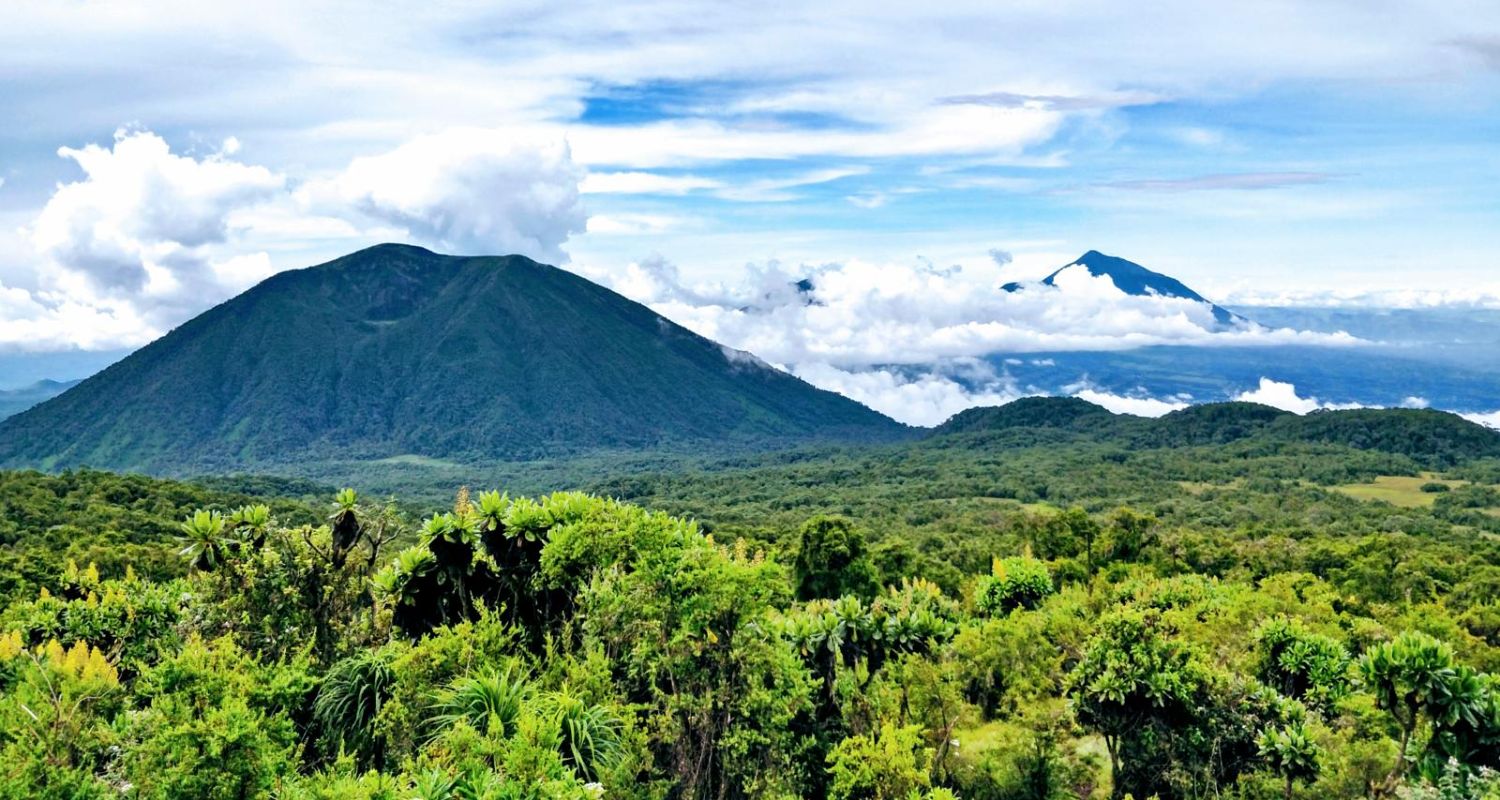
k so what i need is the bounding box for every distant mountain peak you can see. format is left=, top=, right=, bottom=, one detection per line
left=1003, top=250, right=1246, bottom=328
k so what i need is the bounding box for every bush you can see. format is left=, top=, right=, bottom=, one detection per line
left=975, top=557, right=1054, bottom=615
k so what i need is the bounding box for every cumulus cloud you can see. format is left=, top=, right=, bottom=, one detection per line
left=302, top=128, right=586, bottom=262
left=5, top=126, right=593, bottom=351
left=787, top=360, right=1195, bottom=426
left=0, top=283, right=157, bottom=351
left=581, top=251, right=1373, bottom=425
left=29, top=129, right=283, bottom=298
left=1232, top=378, right=1365, bottom=414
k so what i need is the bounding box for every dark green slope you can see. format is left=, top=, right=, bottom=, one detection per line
left=0, top=244, right=905, bottom=473
left=930, top=396, right=1500, bottom=466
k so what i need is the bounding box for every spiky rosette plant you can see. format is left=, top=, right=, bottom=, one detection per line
left=314, top=648, right=396, bottom=769
left=328, top=488, right=361, bottom=567
left=177, top=510, right=228, bottom=572
left=429, top=663, right=531, bottom=740
left=543, top=689, right=625, bottom=783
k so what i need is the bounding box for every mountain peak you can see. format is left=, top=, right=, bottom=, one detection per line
left=0, top=245, right=905, bottom=474
left=1005, top=250, right=1244, bottom=328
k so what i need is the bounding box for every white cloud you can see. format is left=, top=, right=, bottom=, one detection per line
left=596, top=252, right=1358, bottom=370
left=558, top=107, right=1065, bottom=169
left=0, top=282, right=157, bottom=351
left=713, top=167, right=870, bottom=203
left=1461, top=410, right=1500, bottom=429
left=792, top=361, right=1022, bottom=427
left=1216, top=286, right=1500, bottom=309
left=585, top=213, right=687, bottom=235
left=789, top=361, right=1190, bottom=426
left=4, top=126, right=594, bottom=351
left=301, top=128, right=586, bottom=262
left=1072, top=388, right=1187, bottom=417
left=1232, top=378, right=1365, bottom=414
left=29, top=129, right=283, bottom=298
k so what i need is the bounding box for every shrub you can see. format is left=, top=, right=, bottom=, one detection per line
left=975, top=556, right=1054, bottom=614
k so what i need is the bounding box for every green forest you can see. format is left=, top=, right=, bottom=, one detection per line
left=2, top=404, right=1499, bottom=799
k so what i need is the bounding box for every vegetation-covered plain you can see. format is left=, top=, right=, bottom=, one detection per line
left=0, top=401, right=1498, bottom=798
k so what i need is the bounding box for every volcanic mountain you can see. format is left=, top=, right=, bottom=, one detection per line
left=0, top=244, right=905, bottom=474
left=1003, top=250, right=1245, bottom=326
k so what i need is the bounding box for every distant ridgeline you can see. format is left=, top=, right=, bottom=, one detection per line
left=0, top=244, right=907, bottom=475
left=934, top=396, right=1500, bottom=468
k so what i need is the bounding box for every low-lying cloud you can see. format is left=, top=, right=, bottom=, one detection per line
left=1231, top=377, right=1365, bottom=414
left=589, top=253, right=1358, bottom=371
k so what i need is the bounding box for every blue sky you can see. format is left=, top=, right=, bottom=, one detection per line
left=2, top=1, right=1500, bottom=424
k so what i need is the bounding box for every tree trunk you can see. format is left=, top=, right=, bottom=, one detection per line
left=1107, top=735, right=1122, bottom=800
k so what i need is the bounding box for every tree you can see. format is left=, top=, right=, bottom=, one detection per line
left=1258, top=721, right=1321, bottom=800
left=1067, top=609, right=1212, bottom=799
left=826, top=722, right=933, bottom=800
left=1254, top=616, right=1352, bottom=713
left=1105, top=507, right=1157, bottom=562
left=1360, top=632, right=1461, bottom=794
left=794, top=515, right=878, bottom=601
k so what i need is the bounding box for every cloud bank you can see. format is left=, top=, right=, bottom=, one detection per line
left=587, top=253, right=1357, bottom=370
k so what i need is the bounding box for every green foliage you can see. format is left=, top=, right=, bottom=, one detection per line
left=1257, top=721, right=1322, bottom=798
left=795, top=515, right=879, bottom=601
left=1254, top=615, right=1352, bottom=713
left=315, top=649, right=397, bottom=769
left=1, top=561, right=183, bottom=674
left=0, top=469, right=315, bottom=604
left=975, top=556, right=1054, bottom=615
left=543, top=689, right=625, bottom=783
left=123, top=636, right=310, bottom=800
left=1067, top=608, right=1274, bottom=799
left=430, top=664, right=530, bottom=740
left=177, top=509, right=229, bottom=571
left=0, top=638, right=121, bottom=799
left=827, top=722, right=933, bottom=800
left=1, top=416, right=1500, bottom=800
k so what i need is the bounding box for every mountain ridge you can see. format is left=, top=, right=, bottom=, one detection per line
left=0, top=244, right=907, bottom=474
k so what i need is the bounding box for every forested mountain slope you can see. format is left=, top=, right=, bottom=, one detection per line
left=0, top=244, right=905, bottom=474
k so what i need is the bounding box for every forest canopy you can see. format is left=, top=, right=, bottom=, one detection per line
left=0, top=406, right=1498, bottom=799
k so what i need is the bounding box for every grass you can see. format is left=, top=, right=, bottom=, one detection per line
left=1331, top=473, right=1467, bottom=507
